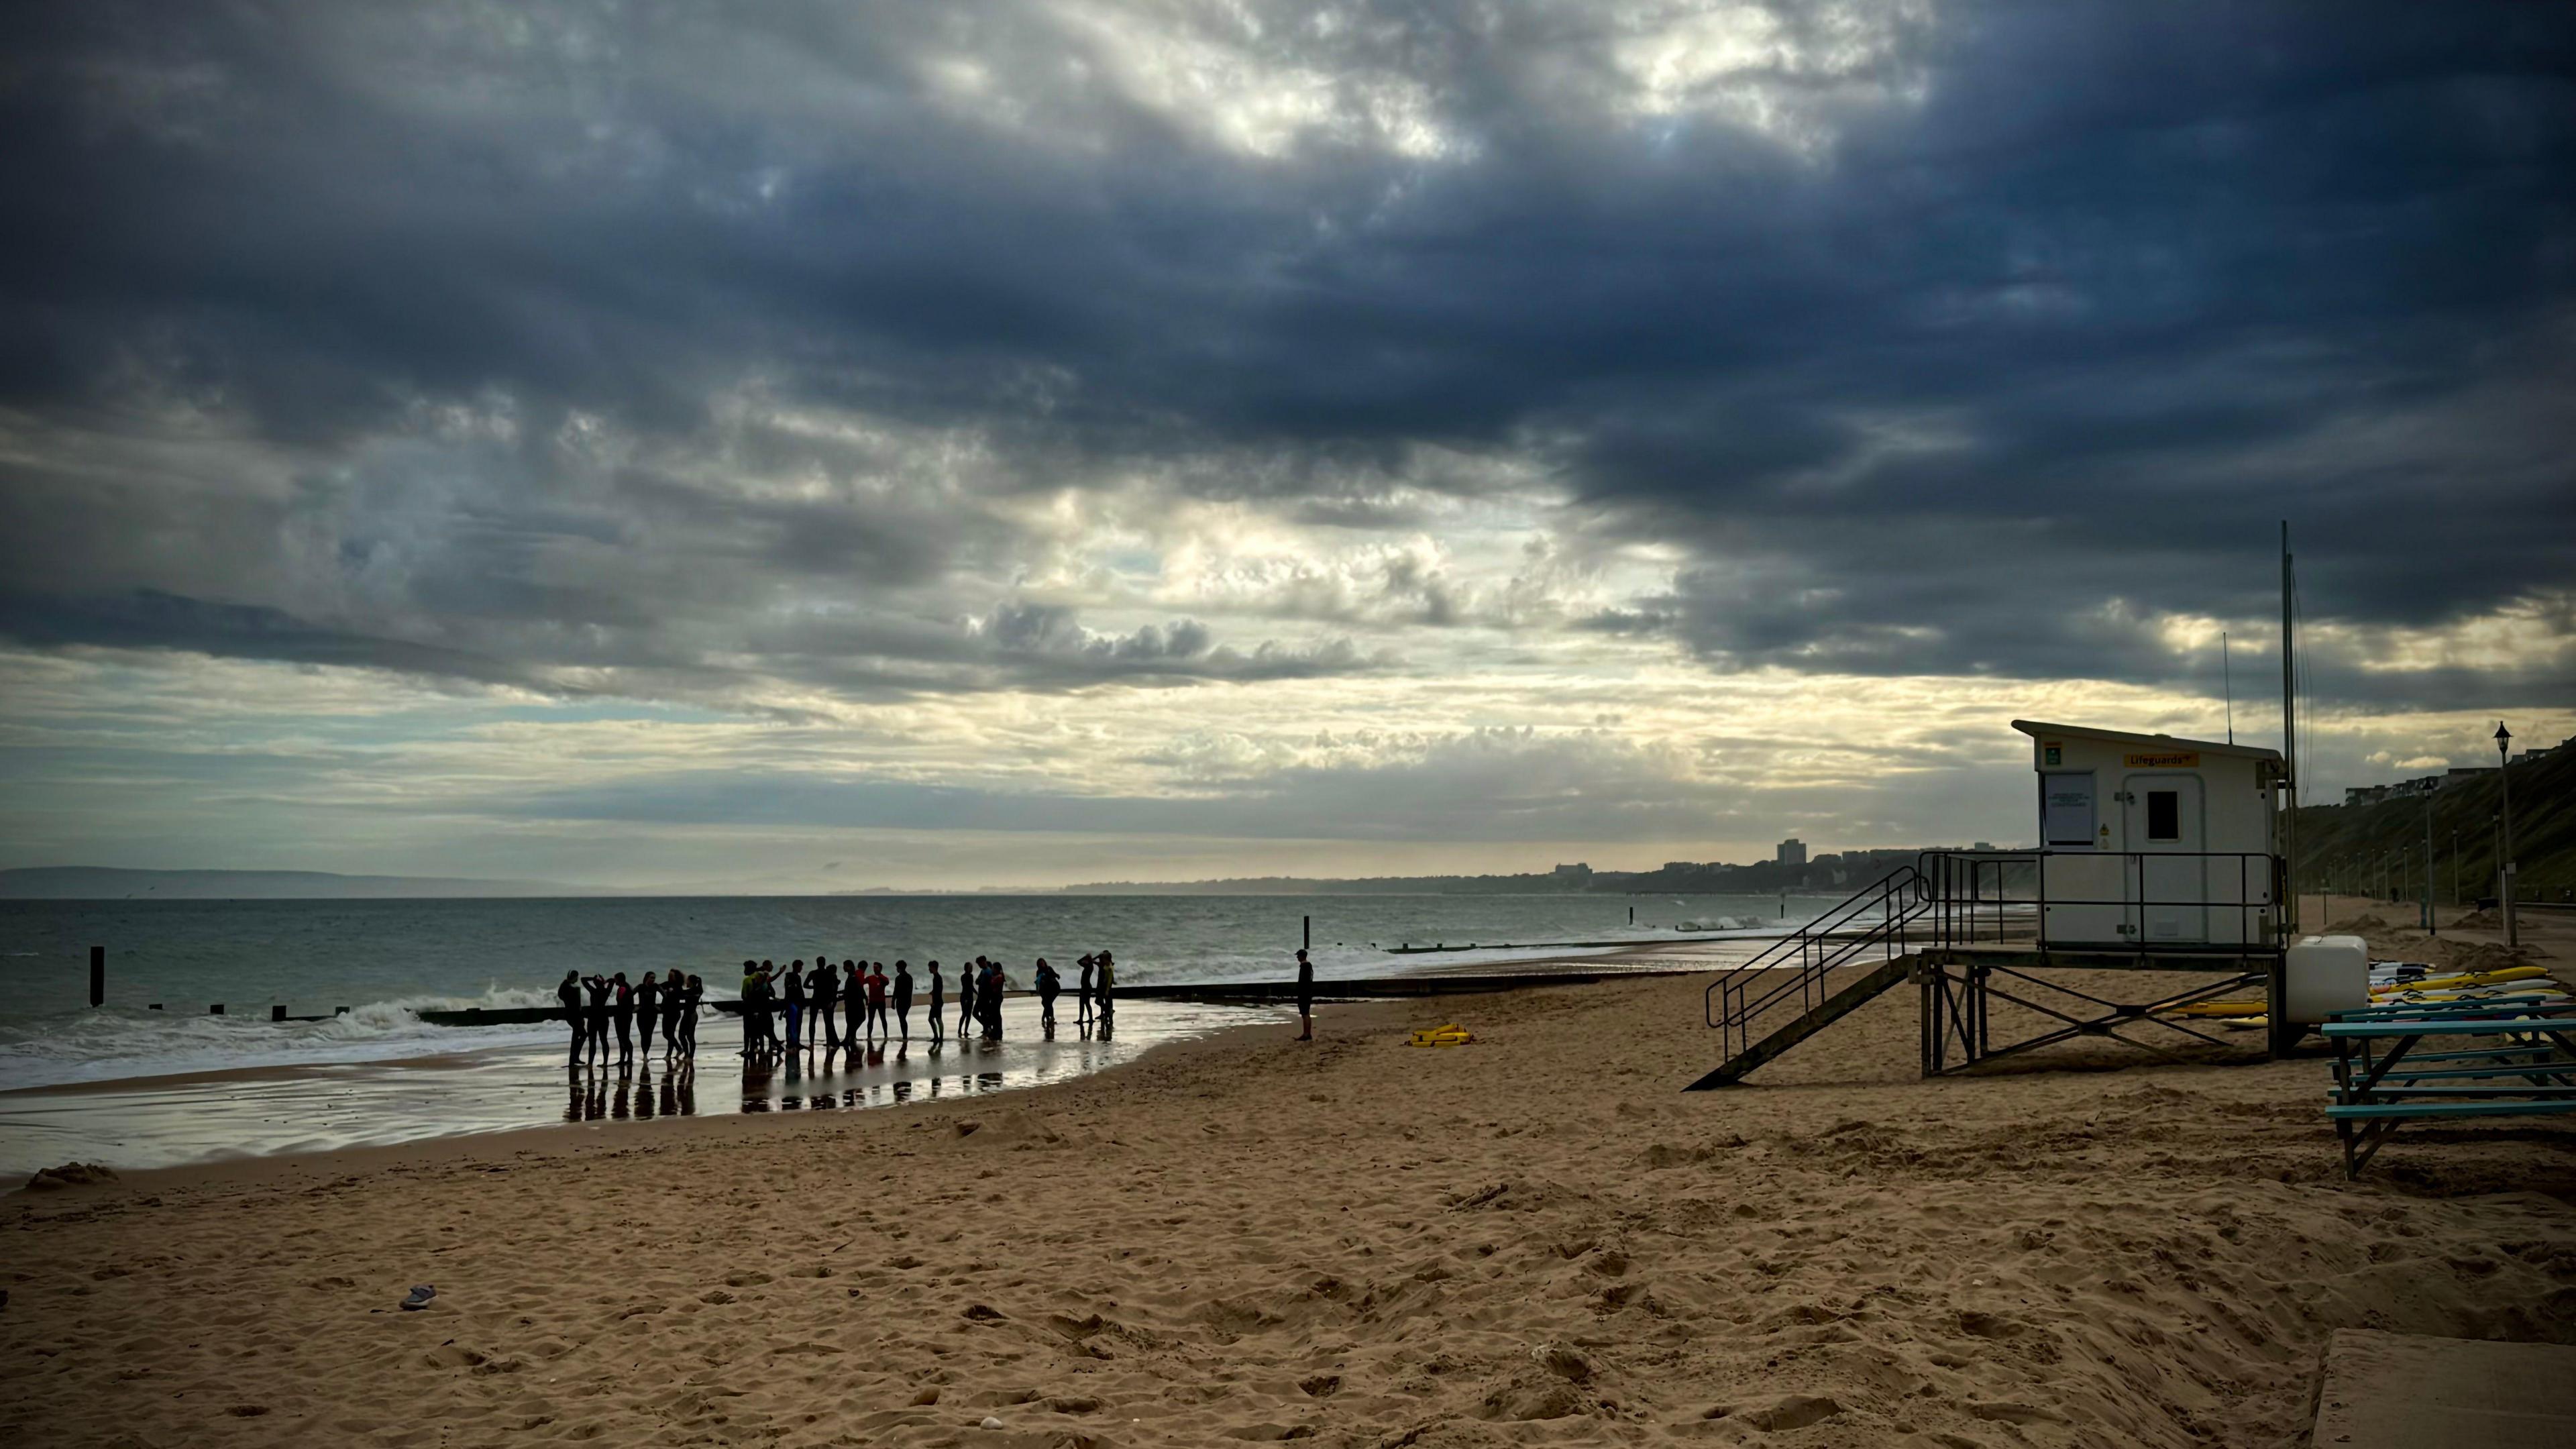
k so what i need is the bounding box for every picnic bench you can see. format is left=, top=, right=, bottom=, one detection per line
left=2324, top=998, right=2576, bottom=1178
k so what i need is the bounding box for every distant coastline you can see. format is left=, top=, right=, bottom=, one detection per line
left=0, top=867, right=628, bottom=901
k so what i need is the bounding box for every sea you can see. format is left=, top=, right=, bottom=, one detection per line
left=0, top=892, right=1828, bottom=1093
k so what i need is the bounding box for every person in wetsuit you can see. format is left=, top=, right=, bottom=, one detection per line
left=681, top=973, right=704, bottom=1055
left=660, top=969, right=686, bottom=1058
left=1093, top=951, right=1116, bottom=1022
left=739, top=961, right=768, bottom=1057
left=1294, top=948, right=1314, bottom=1040
left=610, top=971, right=636, bottom=1065
left=582, top=972, right=612, bottom=1065
left=839, top=960, right=862, bottom=1047
left=892, top=960, right=914, bottom=1042
left=1076, top=955, right=1095, bottom=1028
left=956, top=959, right=975, bottom=1040
left=925, top=961, right=946, bottom=1044
left=979, top=959, right=1005, bottom=1042
left=782, top=960, right=807, bottom=1053
left=559, top=969, right=587, bottom=1066
left=810, top=959, right=840, bottom=1052
left=635, top=971, right=661, bottom=1057
left=1034, top=957, right=1060, bottom=1030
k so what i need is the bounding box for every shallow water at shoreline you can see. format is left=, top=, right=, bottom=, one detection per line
left=0, top=996, right=1281, bottom=1177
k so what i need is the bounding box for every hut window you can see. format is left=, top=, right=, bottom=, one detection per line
left=2146, top=789, right=2180, bottom=841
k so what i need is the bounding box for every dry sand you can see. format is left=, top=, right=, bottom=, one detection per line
left=7, top=942, right=2576, bottom=1448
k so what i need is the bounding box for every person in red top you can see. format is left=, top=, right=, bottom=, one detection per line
left=864, top=961, right=891, bottom=1040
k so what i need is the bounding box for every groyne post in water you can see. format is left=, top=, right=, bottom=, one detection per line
left=209, top=1004, right=224, bottom=1015
left=89, top=945, right=105, bottom=1007
left=270, top=1005, right=287, bottom=1022
left=1303, top=915, right=1311, bottom=951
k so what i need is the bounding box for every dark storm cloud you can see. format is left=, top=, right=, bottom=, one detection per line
left=0, top=1, right=2569, bottom=706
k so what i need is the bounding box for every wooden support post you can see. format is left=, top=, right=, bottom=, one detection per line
left=1303, top=915, right=1310, bottom=951
left=209, top=1004, right=225, bottom=1015
left=89, top=945, right=105, bottom=1008
left=271, top=1004, right=288, bottom=1022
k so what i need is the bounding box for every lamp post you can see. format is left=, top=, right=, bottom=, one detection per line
left=2496, top=722, right=2517, bottom=948
left=2422, top=784, right=2436, bottom=936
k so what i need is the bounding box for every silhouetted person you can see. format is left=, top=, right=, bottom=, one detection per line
left=842, top=960, right=863, bottom=1049
left=926, top=960, right=946, bottom=1045
left=610, top=971, right=635, bottom=1065
left=582, top=973, right=612, bottom=1063
left=811, top=959, right=840, bottom=1051
left=635, top=971, right=661, bottom=1056
left=1077, top=955, right=1095, bottom=1028
left=558, top=969, right=586, bottom=1067
left=1034, top=957, right=1060, bottom=1030
left=661, top=969, right=687, bottom=1058
left=865, top=961, right=891, bottom=1039
left=892, top=960, right=914, bottom=1042
left=956, top=959, right=975, bottom=1040
left=1093, top=951, right=1116, bottom=1022
left=782, top=959, right=807, bottom=1053
left=681, top=973, right=704, bottom=1056
left=1295, top=949, right=1314, bottom=1040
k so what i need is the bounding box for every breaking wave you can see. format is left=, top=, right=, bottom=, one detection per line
left=0, top=985, right=566, bottom=1092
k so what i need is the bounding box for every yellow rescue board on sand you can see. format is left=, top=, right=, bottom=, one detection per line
left=1407, top=1023, right=1475, bottom=1047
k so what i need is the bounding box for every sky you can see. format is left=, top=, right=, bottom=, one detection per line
left=1, top=1, right=2571, bottom=892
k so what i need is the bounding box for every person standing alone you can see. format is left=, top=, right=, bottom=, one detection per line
left=1294, top=949, right=1314, bottom=1040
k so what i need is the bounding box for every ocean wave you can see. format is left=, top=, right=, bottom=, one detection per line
left=0, top=984, right=570, bottom=1092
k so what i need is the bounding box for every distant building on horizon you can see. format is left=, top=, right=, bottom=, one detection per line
left=1552, top=862, right=1591, bottom=879
left=1776, top=838, right=1807, bottom=868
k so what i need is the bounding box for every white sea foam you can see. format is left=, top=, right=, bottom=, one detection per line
left=0, top=985, right=569, bottom=1092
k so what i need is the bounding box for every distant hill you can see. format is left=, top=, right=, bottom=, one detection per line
left=0, top=867, right=623, bottom=900
left=2290, top=737, right=2574, bottom=901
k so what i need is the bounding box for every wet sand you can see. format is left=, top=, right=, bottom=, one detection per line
left=0, top=997, right=1278, bottom=1177
left=5, top=934, right=2575, bottom=1449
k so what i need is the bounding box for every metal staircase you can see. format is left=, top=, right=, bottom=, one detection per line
left=1686, top=867, right=1929, bottom=1089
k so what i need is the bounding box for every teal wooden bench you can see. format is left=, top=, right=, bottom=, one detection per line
left=2324, top=1010, right=2576, bottom=1177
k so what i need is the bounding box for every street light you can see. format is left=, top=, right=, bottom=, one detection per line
left=2496, top=721, right=2518, bottom=948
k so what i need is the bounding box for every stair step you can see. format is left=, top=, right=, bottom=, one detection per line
left=1686, top=955, right=1916, bottom=1089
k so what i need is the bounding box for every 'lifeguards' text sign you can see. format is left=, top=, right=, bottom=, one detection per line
left=2124, top=751, right=2200, bottom=768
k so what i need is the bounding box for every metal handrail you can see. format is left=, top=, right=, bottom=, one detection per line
left=1704, top=866, right=1928, bottom=1060
left=1911, top=850, right=2283, bottom=953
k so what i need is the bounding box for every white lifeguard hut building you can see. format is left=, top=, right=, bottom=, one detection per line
left=2012, top=719, right=2284, bottom=949
left=1692, top=716, right=2300, bottom=1089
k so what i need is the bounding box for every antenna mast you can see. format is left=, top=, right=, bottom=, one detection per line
left=2279, top=521, right=2298, bottom=932
left=2222, top=630, right=2233, bottom=745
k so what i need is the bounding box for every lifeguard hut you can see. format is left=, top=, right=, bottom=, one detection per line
left=1690, top=719, right=2297, bottom=1089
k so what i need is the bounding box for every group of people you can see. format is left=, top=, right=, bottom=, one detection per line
left=727, top=951, right=1120, bottom=1063
left=557, top=969, right=706, bottom=1067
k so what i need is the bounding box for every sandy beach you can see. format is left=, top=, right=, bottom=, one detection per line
left=6, top=912, right=2575, bottom=1448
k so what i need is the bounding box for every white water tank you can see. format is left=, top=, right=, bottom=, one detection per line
left=2284, top=934, right=2369, bottom=1024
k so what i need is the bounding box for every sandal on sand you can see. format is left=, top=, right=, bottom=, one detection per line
left=400, top=1285, right=437, bottom=1311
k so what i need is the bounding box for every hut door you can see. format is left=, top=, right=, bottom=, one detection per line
left=2124, top=775, right=2206, bottom=944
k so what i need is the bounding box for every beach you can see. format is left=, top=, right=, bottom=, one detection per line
left=7, top=908, right=2575, bottom=1448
